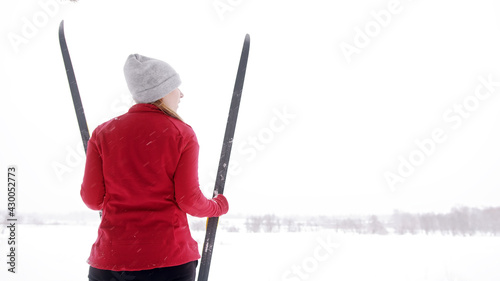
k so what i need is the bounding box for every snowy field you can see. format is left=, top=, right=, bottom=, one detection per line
left=1, top=223, right=499, bottom=281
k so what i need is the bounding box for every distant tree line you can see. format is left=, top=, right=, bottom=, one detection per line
left=389, top=206, right=500, bottom=236
left=240, top=206, right=500, bottom=235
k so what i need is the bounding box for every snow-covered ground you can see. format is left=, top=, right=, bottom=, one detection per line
left=1, top=223, right=499, bottom=281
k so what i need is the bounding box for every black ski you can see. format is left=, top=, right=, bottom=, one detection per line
left=197, top=34, right=250, bottom=281
left=58, top=20, right=90, bottom=153
left=59, top=21, right=103, bottom=219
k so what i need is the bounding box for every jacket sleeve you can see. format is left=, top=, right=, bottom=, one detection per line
left=174, top=134, right=228, bottom=218
left=81, top=135, right=106, bottom=211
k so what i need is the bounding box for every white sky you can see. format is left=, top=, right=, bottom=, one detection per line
left=1, top=0, right=500, bottom=217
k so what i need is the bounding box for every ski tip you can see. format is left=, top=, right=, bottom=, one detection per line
left=59, top=20, right=65, bottom=34
left=245, top=34, right=250, bottom=42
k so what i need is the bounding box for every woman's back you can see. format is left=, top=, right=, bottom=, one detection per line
left=82, top=103, right=201, bottom=270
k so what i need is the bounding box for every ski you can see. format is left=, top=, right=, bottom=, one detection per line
left=58, top=20, right=90, bottom=153
left=197, top=34, right=250, bottom=281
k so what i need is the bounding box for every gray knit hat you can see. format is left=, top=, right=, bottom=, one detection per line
left=123, top=54, right=181, bottom=103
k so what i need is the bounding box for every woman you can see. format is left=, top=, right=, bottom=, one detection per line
left=81, top=54, right=229, bottom=281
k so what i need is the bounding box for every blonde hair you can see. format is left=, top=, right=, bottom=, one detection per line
left=151, top=99, right=184, bottom=122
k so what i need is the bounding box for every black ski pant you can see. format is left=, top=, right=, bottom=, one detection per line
left=88, top=260, right=198, bottom=281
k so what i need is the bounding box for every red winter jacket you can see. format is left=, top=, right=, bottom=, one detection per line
left=81, top=103, right=228, bottom=271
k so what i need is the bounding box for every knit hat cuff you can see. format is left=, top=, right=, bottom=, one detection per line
left=133, top=73, right=181, bottom=103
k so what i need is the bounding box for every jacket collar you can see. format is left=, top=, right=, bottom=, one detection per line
left=128, top=103, right=162, bottom=113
